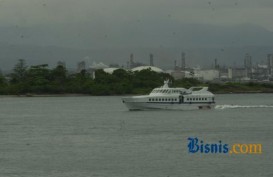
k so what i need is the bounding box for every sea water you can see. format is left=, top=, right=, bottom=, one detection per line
left=0, top=94, right=273, bottom=177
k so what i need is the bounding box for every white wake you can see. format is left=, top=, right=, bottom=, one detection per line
left=215, top=105, right=273, bottom=110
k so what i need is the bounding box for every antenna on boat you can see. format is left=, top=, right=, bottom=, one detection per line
left=163, top=79, right=169, bottom=88
left=169, top=79, right=172, bottom=86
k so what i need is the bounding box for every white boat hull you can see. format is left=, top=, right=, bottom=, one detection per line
left=122, top=97, right=215, bottom=111
left=122, top=81, right=215, bottom=111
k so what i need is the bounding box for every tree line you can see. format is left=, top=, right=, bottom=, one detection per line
left=1, top=59, right=273, bottom=95
left=0, top=59, right=173, bottom=95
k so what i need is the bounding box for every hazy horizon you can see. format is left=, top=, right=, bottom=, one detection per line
left=1, top=0, right=273, bottom=70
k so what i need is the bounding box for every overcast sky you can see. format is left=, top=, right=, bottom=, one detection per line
left=1, top=0, right=273, bottom=30
left=1, top=0, right=273, bottom=69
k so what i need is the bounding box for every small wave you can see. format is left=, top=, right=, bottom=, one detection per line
left=215, top=105, right=273, bottom=110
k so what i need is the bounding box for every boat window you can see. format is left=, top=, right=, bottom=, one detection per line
left=149, top=99, right=151, bottom=101
left=155, top=98, right=158, bottom=101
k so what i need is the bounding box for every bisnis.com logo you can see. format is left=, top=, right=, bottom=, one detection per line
left=188, top=137, right=262, bottom=154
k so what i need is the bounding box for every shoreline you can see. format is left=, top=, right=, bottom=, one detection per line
left=1, top=91, right=273, bottom=97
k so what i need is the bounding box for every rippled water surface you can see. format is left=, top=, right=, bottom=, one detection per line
left=0, top=94, right=273, bottom=177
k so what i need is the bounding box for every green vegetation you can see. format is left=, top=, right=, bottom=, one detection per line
left=0, top=59, right=171, bottom=95
left=1, top=59, right=273, bottom=95
left=207, top=82, right=273, bottom=93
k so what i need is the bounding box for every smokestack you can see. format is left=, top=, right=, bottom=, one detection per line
left=267, top=54, right=272, bottom=75
left=174, top=60, right=177, bottom=70
left=270, top=54, right=273, bottom=75
left=130, top=53, right=134, bottom=69
left=214, top=58, right=218, bottom=69
left=181, top=52, right=185, bottom=70
left=77, top=61, right=86, bottom=73
left=149, top=54, right=154, bottom=66
left=244, top=53, right=252, bottom=78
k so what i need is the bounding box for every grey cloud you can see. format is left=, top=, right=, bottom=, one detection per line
left=1, top=0, right=273, bottom=70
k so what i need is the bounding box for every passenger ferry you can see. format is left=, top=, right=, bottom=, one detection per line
left=122, top=80, right=215, bottom=110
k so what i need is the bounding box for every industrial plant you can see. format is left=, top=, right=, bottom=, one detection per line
left=70, top=52, right=273, bottom=83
